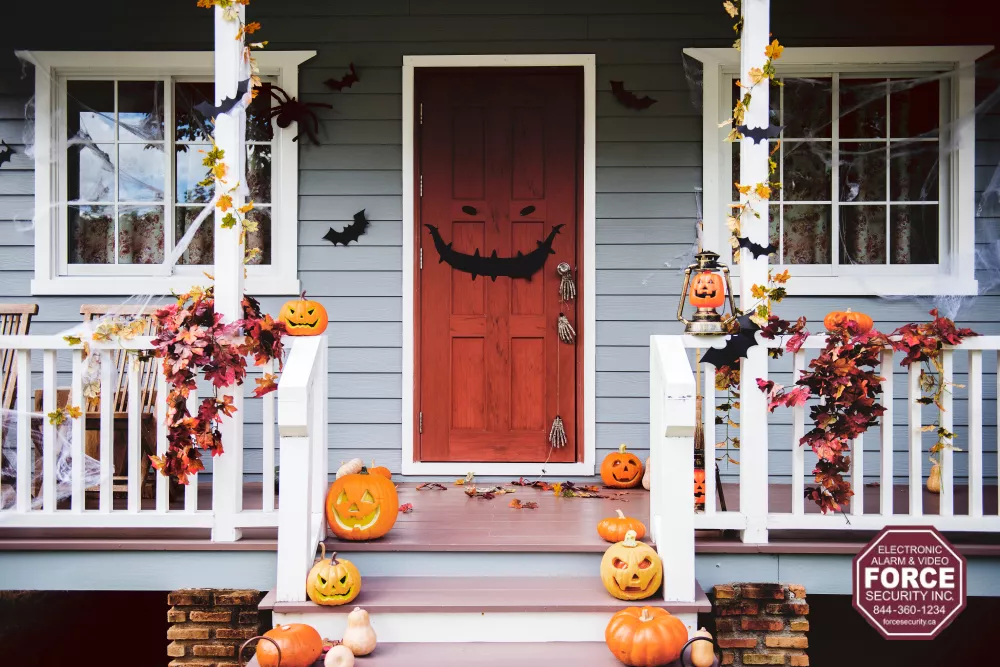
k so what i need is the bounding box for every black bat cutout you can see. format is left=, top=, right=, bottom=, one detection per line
left=0, top=141, right=13, bottom=168
left=194, top=78, right=251, bottom=119
left=324, top=63, right=360, bottom=91
left=519, top=205, right=536, bottom=217
left=461, top=206, right=478, bottom=216
left=323, top=209, right=370, bottom=246
left=700, top=314, right=761, bottom=369
left=610, top=80, right=658, bottom=110
left=269, top=85, right=332, bottom=145
left=737, top=236, right=778, bottom=259
left=736, top=124, right=783, bottom=145
left=425, top=223, right=562, bottom=281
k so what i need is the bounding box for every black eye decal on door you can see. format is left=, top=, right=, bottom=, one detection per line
left=424, top=223, right=563, bottom=282
left=461, top=206, right=478, bottom=216
left=519, top=205, right=536, bottom=217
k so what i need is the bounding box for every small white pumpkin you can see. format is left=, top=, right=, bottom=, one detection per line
left=641, top=457, right=650, bottom=490
left=335, top=458, right=364, bottom=479
left=324, top=645, right=355, bottom=667
left=341, top=607, right=377, bottom=656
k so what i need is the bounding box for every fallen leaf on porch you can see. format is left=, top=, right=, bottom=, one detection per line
left=465, top=485, right=515, bottom=499
left=553, top=481, right=612, bottom=499
left=416, top=482, right=447, bottom=491
left=509, top=498, right=538, bottom=510
left=398, top=503, right=413, bottom=513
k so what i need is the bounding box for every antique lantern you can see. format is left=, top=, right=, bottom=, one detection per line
left=677, top=250, right=737, bottom=335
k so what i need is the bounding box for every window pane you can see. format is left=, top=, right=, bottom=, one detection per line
left=67, top=81, right=114, bottom=142
left=784, top=204, right=832, bottom=264
left=68, top=205, right=113, bottom=264
left=175, top=207, right=214, bottom=265
left=840, top=206, right=886, bottom=265
left=175, top=82, right=214, bottom=142
left=784, top=142, right=831, bottom=201
left=118, top=206, right=164, bottom=264
left=119, top=144, right=165, bottom=201
left=68, top=143, right=115, bottom=202
left=247, top=145, right=272, bottom=203
left=890, top=205, right=938, bottom=264
left=891, top=79, right=939, bottom=138
left=840, top=79, right=887, bottom=139
left=890, top=142, right=939, bottom=201
left=840, top=143, right=886, bottom=202
left=245, top=207, right=272, bottom=265
left=247, top=83, right=274, bottom=141
left=176, top=144, right=214, bottom=203
left=118, top=81, right=164, bottom=141
left=783, top=78, right=832, bottom=139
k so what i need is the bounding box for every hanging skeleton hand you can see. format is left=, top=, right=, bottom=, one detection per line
left=549, top=415, right=567, bottom=448
left=557, top=262, right=576, bottom=303
left=557, top=313, right=576, bottom=344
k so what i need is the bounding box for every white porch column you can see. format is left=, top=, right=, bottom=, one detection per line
left=738, top=0, right=771, bottom=544
left=211, top=5, right=247, bottom=542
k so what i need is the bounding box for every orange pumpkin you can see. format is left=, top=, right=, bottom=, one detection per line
left=369, top=460, right=392, bottom=479
left=279, top=291, right=329, bottom=336
left=305, top=544, right=361, bottom=606
left=601, top=444, right=644, bottom=489
left=597, top=509, right=647, bottom=543
left=823, top=308, right=873, bottom=334
left=326, top=469, right=398, bottom=541
left=600, top=530, right=663, bottom=601
left=605, top=606, right=689, bottom=667
left=254, top=624, right=324, bottom=667
left=689, top=271, right=725, bottom=309
left=694, top=469, right=707, bottom=506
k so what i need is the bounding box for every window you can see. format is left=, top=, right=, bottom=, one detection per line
left=24, top=51, right=315, bottom=295
left=685, top=46, right=989, bottom=296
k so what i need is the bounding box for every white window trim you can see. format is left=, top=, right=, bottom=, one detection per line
left=400, top=54, right=597, bottom=476
left=684, top=45, right=992, bottom=296
left=19, top=50, right=316, bottom=296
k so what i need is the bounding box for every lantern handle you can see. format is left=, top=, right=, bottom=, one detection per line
left=720, top=265, right=739, bottom=327
left=676, top=266, right=694, bottom=326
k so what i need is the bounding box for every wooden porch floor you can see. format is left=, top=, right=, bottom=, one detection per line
left=2, top=482, right=999, bottom=554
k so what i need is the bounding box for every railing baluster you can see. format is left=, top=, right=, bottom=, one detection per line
left=99, top=350, right=114, bottom=512
left=851, top=434, right=864, bottom=516
left=880, top=349, right=894, bottom=516
left=968, top=350, right=983, bottom=518
left=262, top=358, right=276, bottom=513
left=41, top=350, right=57, bottom=512
left=16, top=350, right=32, bottom=512
left=907, top=359, right=922, bottom=517
left=939, top=350, right=954, bottom=516
left=155, top=361, right=168, bottom=513
left=702, top=361, right=716, bottom=515
left=791, top=350, right=805, bottom=515
left=127, top=355, right=141, bottom=512
left=70, top=349, right=86, bottom=512
left=185, top=390, right=199, bottom=512
left=996, top=350, right=999, bottom=516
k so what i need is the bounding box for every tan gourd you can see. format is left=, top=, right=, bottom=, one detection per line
left=642, top=457, right=650, bottom=490
left=690, top=627, right=716, bottom=667
left=324, top=645, right=355, bottom=667
left=336, top=458, right=364, bottom=479
left=341, top=607, right=377, bottom=656
left=927, top=462, right=942, bottom=493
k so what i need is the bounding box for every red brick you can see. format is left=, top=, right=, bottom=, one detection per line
left=715, top=618, right=739, bottom=633
left=190, top=610, right=232, bottom=623
left=715, top=600, right=760, bottom=616
left=788, top=585, right=806, bottom=599
left=765, top=603, right=809, bottom=616
left=742, top=652, right=786, bottom=665
left=192, top=643, right=235, bottom=658
left=718, top=637, right=758, bottom=649
left=215, top=662, right=240, bottom=667
left=169, top=661, right=214, bottom=667
left=214, top=627, right=259, bottom=640
left=166, top=608, right=186, bottom=623
left=790, top=656, right=810, bottom=666
left=166, top=642, right=186, bottom=658
left=721, top=651, right=736, bottom=666
left=214, top=591, right=259, bottom=607
left=740, top=584, right=786, bottom=600
left=237, top=611, right=259, bottom=625
left=789, top=620, right=810, bottom=632
left=167, top=589, right=212, bottom=606
left=741, top=618, right=785, bottom=632
left=167, top=626, right=210, bottom=640
left=767, top=636, right=808, bottom=649
left=714, top=584, right=737, bottom=600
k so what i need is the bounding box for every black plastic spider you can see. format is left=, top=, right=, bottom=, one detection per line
left=269, top=85, right=332, bottom=145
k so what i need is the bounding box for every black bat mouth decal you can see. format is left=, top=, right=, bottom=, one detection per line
left=424, top=224, right=563, bottom=281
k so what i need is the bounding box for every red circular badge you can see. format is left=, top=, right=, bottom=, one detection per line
left=852, top=526, right=966, bottom=640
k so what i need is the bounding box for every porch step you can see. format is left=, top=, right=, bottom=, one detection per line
left=261, top=577, right=709, bottom=643
left=246, top=642, right=625, bottom=666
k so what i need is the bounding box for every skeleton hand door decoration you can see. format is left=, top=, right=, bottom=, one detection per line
left=549, top=416, right=567, bottom=448
left=557, top=262, right=576, bottom=303
left=557, top=313, right=576, bottom=344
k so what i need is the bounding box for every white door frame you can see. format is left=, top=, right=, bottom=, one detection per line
left=401, top=54, right=596, bottom=476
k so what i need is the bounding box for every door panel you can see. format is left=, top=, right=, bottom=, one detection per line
left=417, top=68, right=581, bottom=463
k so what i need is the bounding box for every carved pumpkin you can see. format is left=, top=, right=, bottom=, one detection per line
left=597, top=509, right=647, bottom=543
left=605, top=606, right=689, bottom=666
left=254, top=624, right=324, bottom=667
left=823, top=308, right=873, bottom=334
left=369, top=460, right=392, bottom=479
left=326, top=469, right=399, bottom=540
left=279, top=291, right=329, bottom=336
left=689, top=271, right=725, bottom=309
left=306, top=544, right=361, bottom=606
left=694, top=469, right=706, bottom=506
left=600, top=530, right=662, bottom=601
left=601, top=444, right=644, bottom=489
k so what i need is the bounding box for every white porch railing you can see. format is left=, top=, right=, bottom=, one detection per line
left=275, top=334, right=328, bottom=603
left=0, top=334, right=280, bottom=539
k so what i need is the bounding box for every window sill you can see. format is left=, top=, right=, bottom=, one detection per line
left=31, top=274, right=301, bottom=297
left=730, top=274, right=979, bottom=297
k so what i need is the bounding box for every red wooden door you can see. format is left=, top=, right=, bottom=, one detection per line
left=416, top=68, right=582, bottom=463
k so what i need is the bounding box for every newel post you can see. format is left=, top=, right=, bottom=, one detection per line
left=650, top=336, right=697, bottom=603
left=737, top=0, right=771, bottom=544
left=210, top=4, right=248, bottom=542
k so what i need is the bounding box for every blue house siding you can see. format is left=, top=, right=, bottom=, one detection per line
left=0, top=0, right=995, bottom=482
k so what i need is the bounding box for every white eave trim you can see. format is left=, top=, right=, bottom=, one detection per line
left=683, top=45, right=994, bottom=68
left=16, top=50, right=318, bottom=73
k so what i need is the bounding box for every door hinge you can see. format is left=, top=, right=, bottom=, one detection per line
left=419, top=102, right=423, bottom=125
left=419, top=174, right=423, bottom=197
left=419, top=247, right=423, bottom=269
left=418, top=411, right=423, bottom=434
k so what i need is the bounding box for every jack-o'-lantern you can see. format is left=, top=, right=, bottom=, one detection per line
left=823, top=308, right=873, bottom=334
left=279, top=291, right=329, bottom=336
left=694, top=469, right=706, bottom=506
left=252, top=624, right=324, bottom=667
left=306, top=544, right=361, bottom=606
left=600, top=530, right=663, bottom=601
left=326, top=469, right=398, bottom=541
left=601, top=444, right=644, bottom=489
left=689, top=271, right=725, bottom=309
left=605, top=606, right=689, bottom=667
left=677, top=251, right=737, bottom=335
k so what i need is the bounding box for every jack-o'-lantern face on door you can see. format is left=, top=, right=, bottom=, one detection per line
left=689, top=271, right=725, bottom=309
left=325, top=471, right=399, bottom=541
left=694, top=469, right=706, bottom=505
left=600, top=530, right=663, bottom=601
left=600, top=444, right=644, bottom=489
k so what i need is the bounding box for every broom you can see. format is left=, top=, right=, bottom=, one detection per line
left=695, top=349, right=727, bottom=512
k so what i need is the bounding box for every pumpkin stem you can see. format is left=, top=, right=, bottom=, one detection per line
left=639, top=608, right=653, bottom=622
left=615, top=509, right=625, bottom=519
left=318, top=543, right=327, bottom=562
left=300, top=290, right=307, bottom=300
left=623, top=530, right=638, bottom=547
left=330, top=551, right=339, bottom=565
left=618, top=443, right=627, bottom=454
